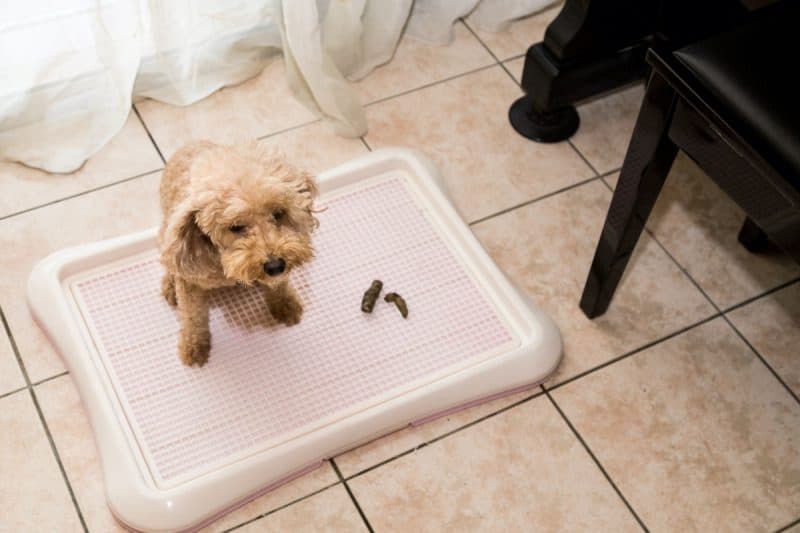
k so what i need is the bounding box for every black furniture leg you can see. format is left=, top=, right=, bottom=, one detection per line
left=509, top=0, right=659, bottom=142
left=737, top=217, right=771, bottom=252
left=580, top=73, right=679, bottom=318
left=509, top=0, right=749, bottom=143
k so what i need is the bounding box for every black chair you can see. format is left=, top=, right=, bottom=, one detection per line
left=580, top=1, right=800, bottom=318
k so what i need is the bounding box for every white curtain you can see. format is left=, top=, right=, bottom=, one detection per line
left=0, top=0, right=556, bottom=173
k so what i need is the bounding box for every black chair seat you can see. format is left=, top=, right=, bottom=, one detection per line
left=673, top=2, right=800, bottom=186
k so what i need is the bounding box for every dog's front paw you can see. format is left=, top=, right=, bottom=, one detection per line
left=269, top=294, right=303, bottom=326
left=178, top=333, right=211, bottom=367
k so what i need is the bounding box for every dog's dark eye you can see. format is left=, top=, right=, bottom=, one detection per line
left=229, top=224, right=246, bottom=234
left=272, top=209, right=285, bottom=222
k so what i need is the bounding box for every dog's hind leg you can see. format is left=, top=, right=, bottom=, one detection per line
left=161, top=273, right=177, bottom=306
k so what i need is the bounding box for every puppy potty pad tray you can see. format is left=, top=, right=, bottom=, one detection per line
left=28, top=149, right=562, bottom=532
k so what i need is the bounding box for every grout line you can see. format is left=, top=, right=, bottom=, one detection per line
left=720, top=276, right=800, bottom=314
left=256, top=118, right=322, bottom=143
left=330, top=460, right=375, bottom=533
left=722, top=313, right=800, bottom=405
left=568, top=139, right=600, bottom=176
left=496, top=60, right=519, bottom=83
left=0, top=306, right=89, bottom=532
left=132, top=105, right=167, bottom=165
left=0, top=168, right=162, bottom=222
left=465, top=15, right=606, bottom=181
left=133, top=103, right=320, bottom=161
left=595, top=167, right=623, bottom=179
left=222, top=479, right=341, bottom=532
left=641, top=225, right=800, bottom=406
left=600, top=168, right=800, bottom=405
left=468, top=170, right=620, bottom=227
left=504, top=52, right=526, bottom=62
left=600, top=176, right=800, bottom=315
left=27, top=387, right=90, bottom=532
left=0, top=384, right=27, bottom=400
left=345, top=387, right=546, bottom=482
left=343, top=446, right=419, bottom=483
left=775, top=516, right=800, bottom=533
left=469, top=176, right=600, bottom=226
left=359, top=137, right=373, bottom=152
left=461, top=20, right=530, bottom=100
left=364, top=63, right=497, bottom=108
left=497, top=59, right=522, bottom=86
left=545, top=313, right=720, bottom=393
left=545, top=391, right=650, bottom=532
left=460, top=20, right=503, bottom=66
left=32, top=370, right=70, bottom=388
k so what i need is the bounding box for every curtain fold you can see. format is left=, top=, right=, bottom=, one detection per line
left=0, top=0, right=556, bottom=172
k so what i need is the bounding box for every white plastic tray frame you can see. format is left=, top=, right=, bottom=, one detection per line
left=27, top=149, right=562, bottom=532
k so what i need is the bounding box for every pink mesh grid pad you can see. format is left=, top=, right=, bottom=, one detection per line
left=72, top=176, right=516, bottom=485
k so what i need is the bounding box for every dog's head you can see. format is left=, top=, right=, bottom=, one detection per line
left=162, top=143, right=319, bottom=287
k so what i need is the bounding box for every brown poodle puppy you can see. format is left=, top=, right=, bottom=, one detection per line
left=158, top=141, right=318, bottom=366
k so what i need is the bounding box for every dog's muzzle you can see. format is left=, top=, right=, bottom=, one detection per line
left=264, top=257, right=286, bottom=276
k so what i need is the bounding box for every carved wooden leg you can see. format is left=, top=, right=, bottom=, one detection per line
left=509, top=0, right=658, bottom=142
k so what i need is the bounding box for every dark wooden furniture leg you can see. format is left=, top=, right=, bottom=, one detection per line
left=580, top=73, right=679, bottom=318
left=509, top=0, right=656, bottom=142
left=508, top=0, right=749, bottom=143
left=738, top=217, right=771, bottom=252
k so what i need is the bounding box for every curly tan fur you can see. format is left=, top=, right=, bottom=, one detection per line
left=158, top=140, right=319, bottom=366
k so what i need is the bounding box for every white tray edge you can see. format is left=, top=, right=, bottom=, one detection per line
left=27, top=148, right=562, bottom=532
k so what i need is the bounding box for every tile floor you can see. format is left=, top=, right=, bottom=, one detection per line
left=1, top=7, right=799, bottom=533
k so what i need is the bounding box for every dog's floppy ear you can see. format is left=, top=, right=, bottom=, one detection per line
left=294, top=168, right=320, bottom=228
left=161, top=199, right=218, bottom=280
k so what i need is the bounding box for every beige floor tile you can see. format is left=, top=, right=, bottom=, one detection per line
left=35, top=376, right=126, bottom=533
left=468, top=4, right=562, bottom=61
left=0, top=172, right=162, bottom=382
left=553, top=318, right=800, bottom=532
left=0, top=112, right=162, bottom=218
left=0, top=326, right=24, bottom=395
left=473, top=180, right=715, bottom=386
left=646, top=154, right=800, bottom=309
left=335, top=387, right=539, bottom=477
left=35, top=375, right=340, bottom=533
left=349, top=396, right=640, bottom=532
left=365, top=66, right=593, bottom=222
left=257, top=121, right=369, bottom=175
left=570, top=85, right=644, bottom=174
left=354, top=22, right=494, bottom=104
left=504, top=57, right=525, bottom=83
left=728, top=282, right=800, bottom=397
left=237, top=485, right=366, bottom=533
left=0, top=390, right=83, bottom=532
left=136, top=58, right=318, bottom=160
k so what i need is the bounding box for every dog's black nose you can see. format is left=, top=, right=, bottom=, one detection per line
left=264, top=257, right=286, bottom=276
